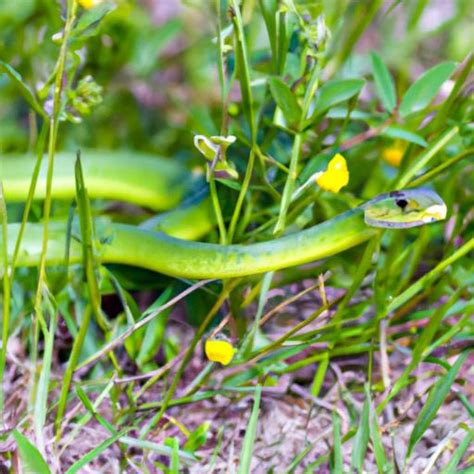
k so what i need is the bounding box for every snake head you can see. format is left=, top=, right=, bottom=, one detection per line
left=364, top=189, right=447, bottom=229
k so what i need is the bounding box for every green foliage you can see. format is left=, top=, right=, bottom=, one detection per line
left=399, top=62, right=457, bottom=117
left=310, top=78, right=366, bottom=120
left=0, top=61, right=46, bottom=118
left=370, top=51, right=397, bottom=113
left=350, top=386, right=371, bottom=472
left=268, top=77, right=302, bottom=127
left=407, top=351, right=470, bottom=458
left=1, top=0, right=473, bottom=471
left=238, top=385, right=262, bottom=474
left=13, top=430, right=51, bottom=474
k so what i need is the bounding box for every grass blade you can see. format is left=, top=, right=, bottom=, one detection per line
left=65, top=429, right=128, bottom=474
left=120, top=436, right=197, bottom=464
left=0, top=184, right=10, bottom=417
left=331, top=412, right=343, bottom=473
left=350, top=384, right=370, bottom=472
left=33, top=291, right=58, bottom=455
left=386, top=237, right=474, bottom=315
left=238, top=385, right=262, bottom=474
left=285, top=442, right=313, bottom=473
left=439, top=428, right=474, bottom=474
left=393, top=125, right=458, bottom=188
left=406, top=351, right=470, bottom=459
left=379, top=288, right=463, bottom=412
left=368, top=388, right=393, bottom=474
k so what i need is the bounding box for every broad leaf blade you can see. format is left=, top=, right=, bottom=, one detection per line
left=13, top=430, right=51, bottom=474
left=382, top=126, right=428, bottom=147
left=399, top=62, right=456, bottom=117
left=371, top=51, right=397, bottom=112
left=73, top=1, right=116, bottom=38
left=311, top=78, right=365, bottom=119
left=268, top=77, right=302, bottom=126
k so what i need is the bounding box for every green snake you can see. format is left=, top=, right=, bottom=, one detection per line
left=1, top=152, right=447, bottom=279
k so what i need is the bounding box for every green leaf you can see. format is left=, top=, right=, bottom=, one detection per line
left=351, top=385, right=370, bottom=472
left=382, top=126, right=428, bottom=147
left=238, top=386, right=262, bottom=474
left=120, top=436, right=197, bottom=464
left=183, top=422, right=211, bottom=452
left=216, top=178, right=242, bottom=190
left=73, top=1, right=116, bottom=38
left=312, top=79, right=365, bottom=117
left=230, top=0, right=256, bottom=140
left=378, top=288, right=462, bottom=413
left=259, top=0, right=278, bottom=73
left=399, top=62, right=456, bottom=117
left=137, top=286, right=173, bottom=367
left=367, top=387, right=392, bottom=474
left=407, top=351, right=469, bottom=458
left=310, top=353, right=329, bottom=397
left=33, top=294, right=58, bottom=455
left=0, top=61, right=45, bottom=117
left=76, top=385, right=116, bottom=435
left=170, top=437, right=180, bottom=474
left=331, top=412, right=343, bottom=473
left=371, top=51, right=397, bottom=112
left=430, top=53, right=474, bottom=131
left=268, top=77, right=302, bottom=126
left=13, top=430, right=51, bottom=474
left=393, top=125, right=458, bottom=188
left=65, top=430, right=128, bottom=474
left=440, top=429, right=474, bottom=474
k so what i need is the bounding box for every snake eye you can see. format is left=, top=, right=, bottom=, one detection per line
left=396, top=198, right=408, bottom=210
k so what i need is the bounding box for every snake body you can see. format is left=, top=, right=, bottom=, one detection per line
left=5, top=211, right=373, bottom=279
left=2, top=151, right=190, bottom=211
left=1, top=152, right=446, bottom=279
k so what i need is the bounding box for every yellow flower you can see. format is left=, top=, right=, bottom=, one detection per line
left=382, top=141, right=406, bottom=167
left=77, top=0, right=102, bottom=9
left=315, top=153, right=349, bottom=193
left=205, top=339, right=235, bottom=366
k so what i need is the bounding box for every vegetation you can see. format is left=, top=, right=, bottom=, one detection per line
left=0, top=0, right=473, bottom=471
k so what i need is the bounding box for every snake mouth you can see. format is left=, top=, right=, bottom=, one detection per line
left=421, top=203, right=447, bottom=223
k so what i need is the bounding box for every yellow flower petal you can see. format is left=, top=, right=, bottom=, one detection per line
left=205, top=339, right=235, bottom=366
left=382, top=142, right=406, bottom=167
left=78, top=0, right=102, bottom=9
left=315, top=153, right=349, bottom=193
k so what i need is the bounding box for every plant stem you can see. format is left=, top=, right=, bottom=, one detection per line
left=139, top=280, right=239, bottom=436
left=33, top=0, right=77, bottom=454
left=227, top=0, right=257, bottom=243
left=273, top=59, right=322, bottom=235
left=209, top=174, right=227, bottom=244
left=273, top=133, right=302, bottom=235
left=0, top=185, right=10, bottom=423
left=228, top=148, right=256, bottom=242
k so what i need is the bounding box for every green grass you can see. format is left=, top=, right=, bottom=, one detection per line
left=1, top=0, right=473, bottom=472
